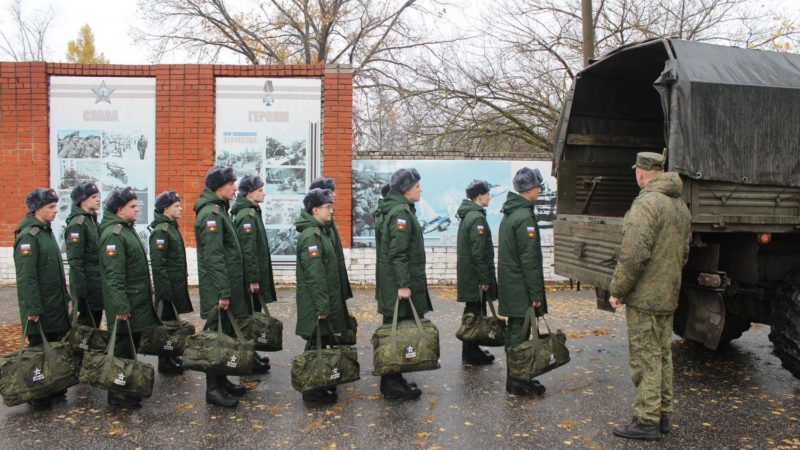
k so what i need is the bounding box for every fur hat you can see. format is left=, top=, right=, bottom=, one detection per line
left=205, top=166, right=237, bottom=192
left=309, top=177, right=336, bottom=191
left=389, top=168, right=421, bottom=194
left=513, top=167, right=544, bottom=193
left=238, top=175, right=265, bottom=195
left=25, top=188, right=58, bottom=212
left=70, top=181, right=100, bottom=205
left=155, top=190, right=181, bottom=213
left=380, top=182, right=391, bottom=198
left=303, top=188, right=334, bottom=213
left=466, top=180, right=490, bottom=200
left=105, top=187, right=137, bottom=213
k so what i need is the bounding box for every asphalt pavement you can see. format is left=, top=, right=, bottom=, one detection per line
left=0, top=286, right=797, bottom=449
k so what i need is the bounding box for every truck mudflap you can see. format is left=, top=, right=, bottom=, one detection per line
left=553, top=214, right=624, bottom=289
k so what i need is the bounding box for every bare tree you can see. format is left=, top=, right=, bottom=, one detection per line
left=0, top=0, right=56, bottom=62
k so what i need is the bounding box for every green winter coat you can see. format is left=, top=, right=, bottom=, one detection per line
left=64, top=205, right=103, bottom=311
left=294, top=210, right=352, bottom=338
left=375, top=189, right=432, bottom=318
left=230, top=196, right=277, bottom=309
left=497, top=192, right=548, bottom=318
left=323, top=218, right=353, bottom=302
left=194, top=188, right=251, bottom=320
left=610, top=172, right=692, bottom=314
left=98, top=211, right=160, bottom=333
left=148, top=213, right=193, bottom=315
left=456, top=200, right=498, bottom=302
left=14, top=215, right=70, bottom=336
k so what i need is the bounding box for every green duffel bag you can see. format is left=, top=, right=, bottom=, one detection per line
left=456, top=291, right=506, bottom=347
left=507, top=308, right=570, bottom=380
left=336, top=315, right=358, bottom=346
left=182, top=307, right=255, bottom=376
left=63, top=296, right=109, bottom=357
left=138, top=300, right=195, bottom=356
left=0, top=321, right=79, bottom=406
left=371, top=297, right=440, bottom=376
left=238, top=293, right=283, bottom=351
left=291, top=320, right=360, bottom=393
left=79, top=320, right=154, bottom=398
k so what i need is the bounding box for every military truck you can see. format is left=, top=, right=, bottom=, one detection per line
left=551, top=38, right=800, bottom=378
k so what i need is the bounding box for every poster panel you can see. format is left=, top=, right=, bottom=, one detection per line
left=352, top=160, right=557, bottom=247
left=215, top=78, right=321, bottom=261
left=49, top=77, right=156, bottom=249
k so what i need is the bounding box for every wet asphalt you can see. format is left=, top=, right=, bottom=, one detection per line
left=0, top=286, right=797, bottom=450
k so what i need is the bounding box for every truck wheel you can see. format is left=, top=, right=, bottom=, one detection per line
left=769, top=271, right=800, bottom=379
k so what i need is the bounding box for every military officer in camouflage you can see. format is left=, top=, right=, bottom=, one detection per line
left=149, top=191, right=193, bottom=375
left=456, top=180, right=498, bottom=366
left=99, top=188, right=161, bottom=407
left=609, top=152, right=691, bottom=441
left=194, top=166, right=250, bottom=407
left=231, top=175, right=274, bottom=374
left=14, top=188, right=72, bottom=408
left=309, top=177, right=354, bottom=304
left=498, top=167, right=548, bottom=397
left=65, top=181, right=104, bottom=328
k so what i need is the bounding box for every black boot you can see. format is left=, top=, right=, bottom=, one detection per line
left=222, top=376, right=246, bottom=397
left=527, top=379, right=546, bottom=395
left=254, top=352, right=270, bottom=365
left=462, top=342, right=494, bottom=366
left=49, top=389, right=68, bottom=401
left=612, top=417, right=660, bottom=441
left=660, top=414, right=671, bottom=434
left=27, top=396, right=52, bottom=408
left=252, top=353, right=270, bottom=374
left=302, top=388, right=337, bottom=404
left=205, top=374, right=238, bottom=407
left=506, top=376, right=535, bottom=397
left=108, top=391, right=141, bottom=407
left=381, top=374, right=421, bottom=401
left=158, top=354, right=184, bottom=375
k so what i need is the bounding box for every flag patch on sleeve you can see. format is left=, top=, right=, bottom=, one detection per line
left=155, top=239, right=165, bottom=249
left=105, top=244, right=117, bottom=256
left=307, top=245, right=320, bottom=257
left=396, top=218, right=407, bottom=230
left=19, top=243, right=31, bottom=255
left=526, top=226, right=536, bottom=238
left=476, top=225, right=485, bottom=235
left=206, top=220, right=217, bottom=232
left=69, top=232, right=80, bottom=243
left=243, top=223, right=252, bottom=234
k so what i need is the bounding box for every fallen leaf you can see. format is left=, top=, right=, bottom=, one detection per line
left=176, top=402, right=194, bottom=411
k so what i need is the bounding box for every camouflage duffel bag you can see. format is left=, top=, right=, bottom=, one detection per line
left=372, top=298, right=440, bottom=376
left=63, top=297, right=109, bottom=357
left=238, top=294, right=282, bottom=351
left=291, top=321, right=360, bottom=393
left=183, top=307, right=254, bottom=376
left=79, top=320, right=154, bottom=398
left=456, top=292, right=506, bottom=347
left=138, top=300, right=195, bottom=356
left=507, top=309, right=570, bottom=380
left=0, top=321, right=79, bottom=406
left=335, top=315, right=358, bottom=346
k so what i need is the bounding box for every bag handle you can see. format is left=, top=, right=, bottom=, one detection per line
left=15, top=320, right=55, bottom=387
left=101, top=319, right=139, bottom=382
left=70, top=295, right=99, bottom=329
left=206, top=305, right=246, bottom=340
left=477, top=288, right=499, bottom=320
left=155, top=296, right=181, bottom=322
left=390, top=296, right=424, bottom=338
left=253, top=292, right=272, bottom=318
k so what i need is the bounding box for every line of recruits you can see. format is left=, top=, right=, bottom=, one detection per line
left=13, top=164, right=549, bottom=409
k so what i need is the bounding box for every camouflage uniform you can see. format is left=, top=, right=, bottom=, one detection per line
left=610, top=161, right=691, bottom=426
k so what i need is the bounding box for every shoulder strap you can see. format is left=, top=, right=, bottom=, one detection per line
left=76, top=215, right=86, bottom=225
left=248, top=208, right=256, bottom=217
left=211, top=204, right=220, bottom=214
left=404, top=204, right=412, bottom=212
left=314, top=227, right=321, bottom=236
left=28, top=227, right=40, bottom=236
left=112, top=224, right=123, bottom=235
left=160, top=222, right=169, bottom=231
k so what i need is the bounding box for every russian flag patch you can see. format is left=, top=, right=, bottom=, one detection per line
left=476, top=225, right=485, bottom=235
left=206, top=220, right=217, bottom=232
left=155, top=239, right=165, bottom=249
left=243, top=223, right=252, bottom=234
left=308, top=245, right=320, bottom=257
left=396, top=218, right=407, bottom=230
left=526, top=226, right=536, bottom=238
left=19, top=243, right=31, bottom=255
left=69, top=232, right=80, bottom=243
left=105, top=244, right=117, bottom=256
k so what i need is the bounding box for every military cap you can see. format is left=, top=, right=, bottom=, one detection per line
left=303, top=188, right=334, bottom=213
left=205, top=166, right=237, bottom=192
left=154, top=190, right=181, bottom=213
left=309, top=177, right=336, bottom=191
left=25, top=188, right=58, bottom=212
left=238, top=175, right=265, bottom=195
left=70, top=181, right=100, bottom=205
left=513, top=167, right=544, bottom=193
left=105, top=187, right=137, bottom=213
left=632, top=152, right=664, bottom=170
left=389, top=168, right=421, bottom=194
left=466, top=179, right=490, bottom=200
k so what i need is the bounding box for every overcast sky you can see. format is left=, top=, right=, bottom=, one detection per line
left=0, top=0, right=797, bottom=64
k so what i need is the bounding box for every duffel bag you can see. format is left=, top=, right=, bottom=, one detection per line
left=456, top=290, right=506, bottom=347
left=371, top=297, right=440, bottom=376
left=79, top=320, right=154, bottom=398
left=291, top=320, right=360, bottom=393
left=238, top=293, right=282, bottom=351
left=138, top=299, right=195, bottom=356
left=182, top=307, right=254, bottom=376
left=507, top=308, right=570, bottom=380
left=63, top=296, right=109, bottom=357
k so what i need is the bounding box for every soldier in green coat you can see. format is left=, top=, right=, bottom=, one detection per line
left=194, top=166, right=250, bottom=407
left=609, top=152, right=691, bottom=441
left=231, top=176, right=274, bottom=374
left=498, top=167, right=548, bottom=397
left=456, top=180, right=498, bottom=366
left=309, top=177, right=353, bottom=302
left=14, top=188, right=71, bottom=408
left=65, top=181, right=103, bottom=328
left=375, top=168, right=431, bottom=400
left=294, top=188, right=355, bottom=404
left=99, top=187, right=161, bottom=407
left=149, top=191, right=193, bottom=375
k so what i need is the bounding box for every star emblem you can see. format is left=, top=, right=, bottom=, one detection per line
left=262, top=80, right=274, bottom=106
left=91, top=80, right=115, bottom=104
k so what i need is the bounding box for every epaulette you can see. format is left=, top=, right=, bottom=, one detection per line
left=28, top=227, right=40, bottom=236
left=249, top=209, right=256, bottom=217
left=113, top=224, right=123, bottom=235
left=404, top=204, right=412, bottom=212
left=160, top=222, right=169, bottom=231
left=314, top=227, right=322, bottom=236
left=76, top=215, right=86, bottom=225
left=211, top=204, right=221, bottom=214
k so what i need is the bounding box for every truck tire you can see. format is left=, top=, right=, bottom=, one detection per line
left=769, top=271, right=800, bottom=379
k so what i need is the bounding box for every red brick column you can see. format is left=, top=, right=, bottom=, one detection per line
left=322, top=65, right=354, bottom=247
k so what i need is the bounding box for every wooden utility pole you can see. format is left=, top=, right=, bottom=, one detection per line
left=581, top=0, right=594, bottom=67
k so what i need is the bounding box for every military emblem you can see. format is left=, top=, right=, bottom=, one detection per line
left=404, top=345, right=417, bottom=359
left=155, top=238, right=165, bottom=249
left=105, top=244, right=117, bottom=256
left=31, top=368, right=44, bottom=383
left=19, top=243, right=31, bottom=256
left=226, top=355, right=238, bottom=368
left=547, top=353, right=556, bottom=365
left=243, top=223, right=252, bottom=234
left=206, top=220, right=217, bottom=232
left=526, top=226, right=536, bottom=238
left=79, top=338, right=89, bottom=350
left=396, top=218, right=407, bottom=231
left=262, top=80, right=275, bottom=107
left=308, top=245, right=320, bottom=258
left=69, top=232, right=80, bottom=243
left=257, top=332, right=268, bottom=343
left=477, top=225, right=485, bottom=235
left=330, top=367, right=341, bottom=380
left=91, top=80, right=115, bottom=104
left=163, top=338, right=174, bottom=351
left=113, top=372, right=127, bottom=386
